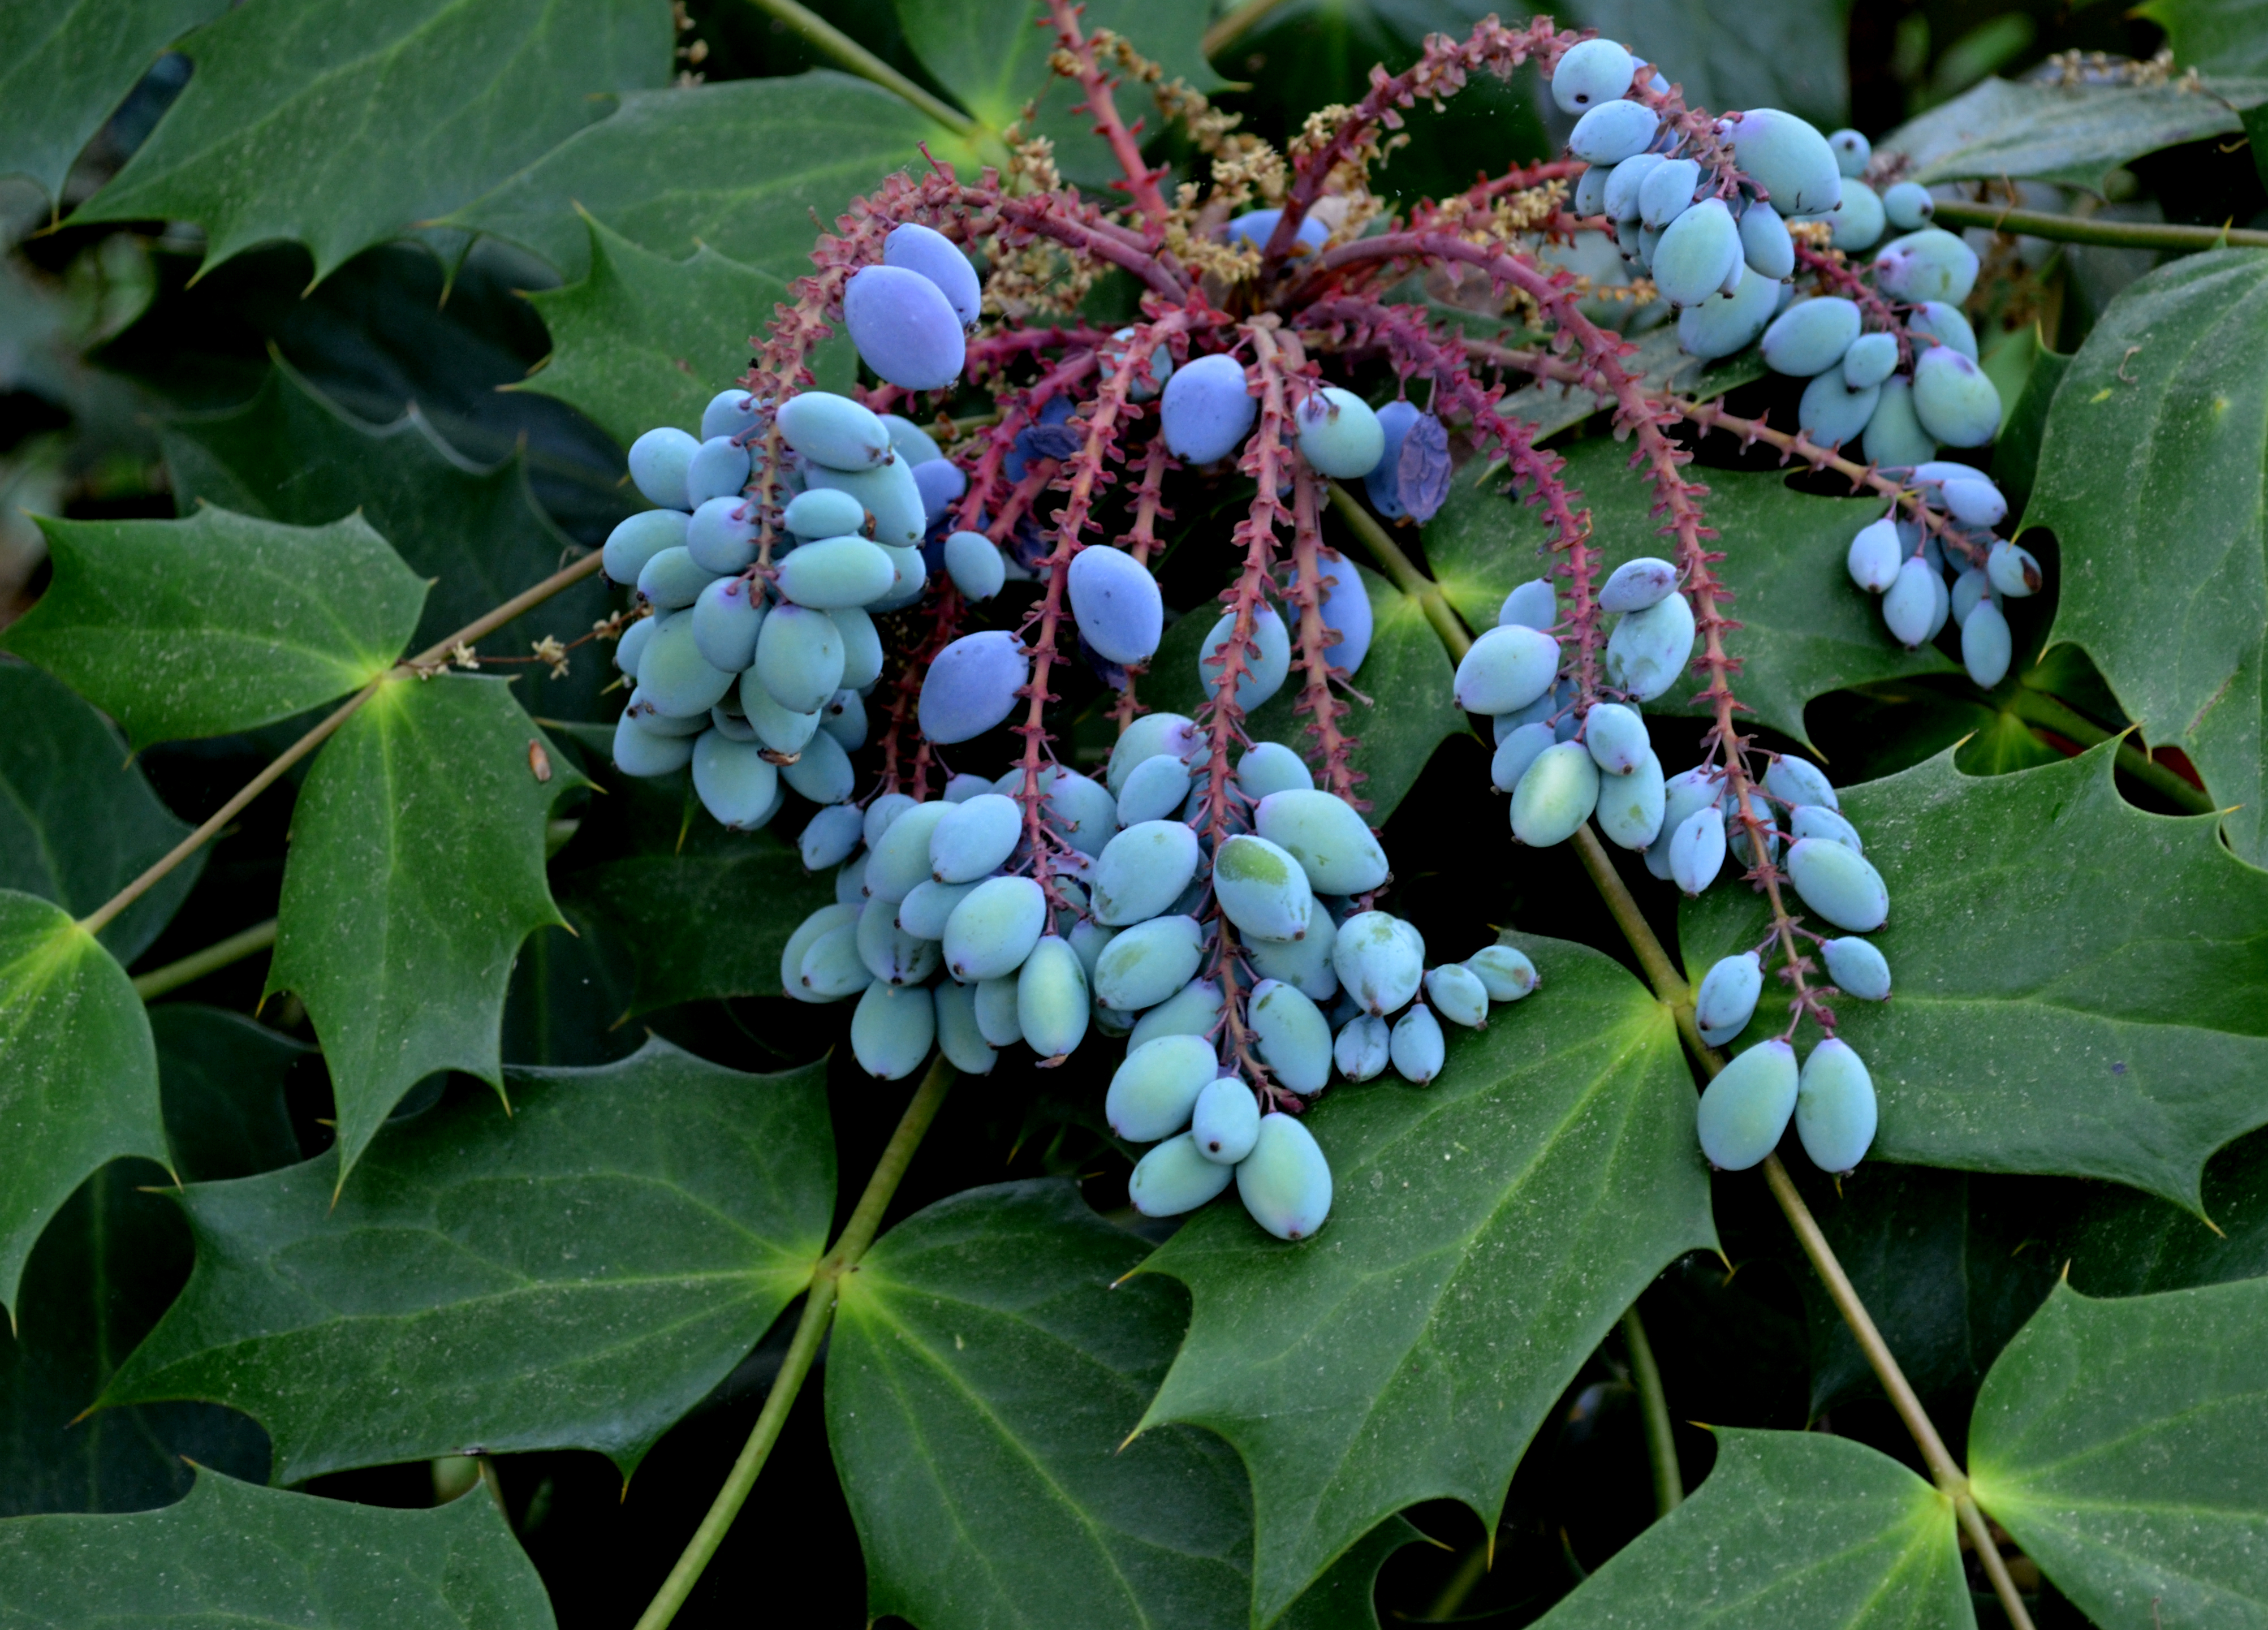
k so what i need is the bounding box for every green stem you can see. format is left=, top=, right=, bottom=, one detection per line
left=1202, top=0, right=1297, bottom=58
left=1619, top=1304, right=1681, bottom=1518
left=131, top=919, right=278, bottom=1001
left=632, top=1054, right=956, bottom=1630
left=740, top=0, right=976, bottom=137
left=2007, top=688, right=2215, bottom=815
left=1325, top=480, right=1471, bottom=658
left=1929, top=199, right=2268, bottom=252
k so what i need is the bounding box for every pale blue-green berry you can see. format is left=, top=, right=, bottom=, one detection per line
left=865, top=793, right=917, bottom=852
left=1107, top=711, right=1200, bottom=794
left=1092, top=820, right=1202, bottom=926
left=1465, top=944, right=1537, bottom=1002
left=1295, top=387, right=1386, bottom=478
left=1738, top=200, right=1795, bottom=279
left=1963, top=599, right=2012, bottom=687
left=869, top=543, right=926, bottom=611
left=1044, top=769, right=1119, bottom=858
left=692, top=732, right=780, bottom=830
left=1950, top=566, right=1991, bottom=627
left=1639, top=157, right=1702, bottom=229
left=1493, top=721, right=1558, bottom=794
left=834, top=607, right=884, bottom=691
left=882, top=412, right=942, bottom=467
left=1670, top=804, right=1726, bottom=895
left=777, top=536, right=891, bottom=610
left=1068, top=544, right=1164, bottom=664
left=973, top=974, right=1023, bottom=1046
left=1799, top=373, right=1880, bottom=447
left=1492, top=574, right=1557, bottom=631
left=851, top=981, right=934, bottom=1079
left=1192, top=1077, right=1261, bottom=1164
left=1942, top=477, right=2007, bottom=529
left=1696, top=950, right=1763, bottom=1046
left=856, top=894, right=939, bottom=985
left=1017, top=934, right=1090, bottom=1059
left=1791, top=805, right=1864, bottom=852
left=1678, top=266, right=1783, bottom=360
left=1847, top=517, right=1902, bottom=593
left=1882, top=555, right=1939, bottom=649
left=1604, top=153, right=1665, bottom=221
left=1912, top=346, right=2002, bottom=447
left=686, top=495, right=758, bottom=573
left=1827, top=180, right=1884, bottom=251
left=1390, top=1002, right=1446, bottom=1082
left=687, top=437, right=753, bottom=506
left=1238, top=741, right=1314, bottom=800
left=1247, top=909, right=1338, bottom=1002
left=1574, top=165, right=1611, bottom=215
left=1106, top=1033, right=1217, bottom=1142
left=929, top=791, right=1021, bottom=884
left=1599, top=558, right=1676, bottom=614
left=1215, top=834, right=1316, bottom=943
left=1583, top=702, right=1651, bottom=773
left=624, top=689, right=705, bottom=735
left=1254, top=788, right=1390, bottom=894
left=1454, top=623, right=1559, bottom=714
left=1130, top=1132, right=1234, bottom=1216
left=1512, top=741, right=1599, bottom=848
left=1128, top=977, right=1223, bottom=1049
left=778, top=391, right=891, bottom=471
left=798, top=921, right=872, bottom=1001
left=799, top=805, right=864, bottom=872
left=1786, top=838, right=1890, bottom=931
left=615, top=612, right=657, bottom=678
left=1874, top=228, right=1979, bottom=304
left=1925, top=564, right=1952, bottom=642
left=1828, top=127, right=1870, bottom=176
left=752, top=603, right=845, bottom=714
left=1652, top=198, right=1741, bottom=307
left=1822, top=936, right=1891, bottom=1001
left=1425, top=963, right=1490, bottom=1028
left=1117, top=752, right=1196, bottom=826
left=1093, top=915, right=1205, bottom=1011
left=1551, top=36, right=1636, bottom=113
left=1333, top=911, right=1424, bottom=1016
left=1251, top=978, right=1333, bottom=1092
left=898, top=877, right=981, bottom=941
left=1604, top=591, right=1696, bottom=701
left=611, top=712, right=696, bottom=778
left=1198, top=605, right=1291, bottom=710
left=933, top=979, right=997, bottom=1075
left=1238, top=1112, right=1332, bottom=1239
left=1987, top=540, right=2042, bottom=597
left=1727, top=109, right=1843, bottom=215
left=702, top=388, right=764, bottom=442
left=803, top=455, right=925, bottom=547
left=1908, top=300, right=1976, bottom=360
left=1882, top=180, right=1934, bottom=230
left=629, top=427, right=698, bottom=510
left=835, top=852, right=868, bottom=906
left=1648, top=766, right=1720, bottom=881
left=1764, top=755, right=1836, bottom=811
left=783, top=488, right=866, bottom=541
left=1596, top=749, right=1667, bottom=849
left=1762, top=297, right=1861, bottom=378
left=1796, top=1038, right=1877, bottom=1171
left=710, top=705, right=757, bottom=744
left=1569, top=98, right=1660, bottom=165
left=691, top=576, right=763, bottom=673
left=1862, top=377, right=1937, bottom=468
left=638, top=613, right=736, bottom=718
left=864, top=801, right=951, bottom=902
left=1068, top=918, right=1115, bottom=982
left=1697, top=1039, right=1799, bottom=1169
left=943, top=773, right=991, bottom=803
left=943, top=875, right=1048, bottom=981
left=1842, top=331, right=1899, bottom=391
left=920, top=630, right=1027, bottom=744
left=637, top=546, right=719, bottom=612
left=781, top=903, right=859, bottom=1000
left=943, top=530, right=1005, bottom=601
left=1159, top=353, right=1256, bottom=464
left=1334, top=1014, right=1390, bottom=1080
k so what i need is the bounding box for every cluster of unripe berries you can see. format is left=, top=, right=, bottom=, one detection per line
left=1846, top=463, right=2043, bottom=688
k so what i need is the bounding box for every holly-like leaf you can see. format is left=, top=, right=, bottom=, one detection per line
left=1139, top=934, right=1715, bottom=1625
left=1970, top=1278, right=2268, bottom=1628
left=100, top=1038, right=833, bottom=1484
left=265, top=675, right=584, bottom=1186
left=161, top=360, right=610, bottom=720
left=0, top=660, right=202, bottom=965
left=2066, top=1125, right=2268, bottom=1297
left=1679, top=744, right=2268, bottom=1210
left=1884, top=74, right=2268, bottom=194
left=0, top=1466, right=554, bottom=1627
left=1423, top=439, right=1955, bottom=749
left=2140, top=0, right=2268, bottom=76
left=67, top=0, right=671, bottom=283
left=150, top=1003, right=308, bottom=1184
left=1530, top=1428, right=1969, bottom=1628
left=2025, top=250, right=2268, bottom=865
left=519, top=214, right=853, bottom=450
left=0, top=1, right=226, bottom=207
left=1, top=508, right=426, bottom=748
left=1563, top=0, right=1850, bottom=130
left=1137, top=563, right=1467, bottom=821
left=442, top=72, right=948, bottom=282
left=0, top=892, right=166, bottom=1323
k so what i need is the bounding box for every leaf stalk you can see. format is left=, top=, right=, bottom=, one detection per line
left=131, top=919, right=279, bottom=1001
left=737, top=0, right=977, bottom=139
left=1929, top=199, right=2268, bottom=252
left=1619, top=1304, right=1683, bottom=1518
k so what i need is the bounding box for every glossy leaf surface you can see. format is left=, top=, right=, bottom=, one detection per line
left=0, top=0, right=226, bottom=206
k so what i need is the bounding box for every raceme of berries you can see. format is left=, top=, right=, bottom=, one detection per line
left=591, top=9, right=2026, bottom=1234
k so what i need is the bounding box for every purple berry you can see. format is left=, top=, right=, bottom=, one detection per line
left=920, top=631, right=1029, bottom=744
left=843, top=264, right=967, bottom=391
left=1067, top=546, right=1163, bottom=665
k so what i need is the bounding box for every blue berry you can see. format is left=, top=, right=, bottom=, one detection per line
left=843, top=264, right=965, bottom=391
left=919, top=631, right=1027, bottom=744
left=1795, top=1038, right=1877, bottom=1172
left=1236, top=1112, right=1333, bottom=1239
left=1697, top=1039, right=1799, bottom=1168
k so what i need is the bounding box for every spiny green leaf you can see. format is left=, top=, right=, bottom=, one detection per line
left=161, top=360, right=611, bottom=721
left=2026, top=249, right=2268, bottom=865
left=442, top=72, right=950, bottom=282
left=1884, top=74, right=2268, bottom=193
left=1423, top=438, right=1954, bottom=749
left=0, top=660, right=202, bottom=964
left=0, top=891, right=166, bottom=1324
left=2138, top=0, right=2268, bottom=76
left=501, top=909, right=640, bottom=1068
left=1531, top=1428, right=1971, bottom=1628
left=101, top=1038, right=832, bottom=1484
left=266, top=675, right=584, bottom=1187
left=1139, top=934, right=1715, bottom=1625
left=0, top=1466, right=554, bottom=1627
left=1, top=508, right=427, bottom=748
left=1137, top=563, right=1466, bottom=821
left=0, top=1, right=225, bottom=208
left=831, top=1179, right=1411, bottom=1630
left=1971, top=1278, right=2268, bottom=1628
left=1679, top=744, right=2268, bottom=1210
left=68, top=0, right=671, bottom=283
left=2066, top=1125, right=2268, bottom=1297
left=150, top=1003, right=308, bottom=1184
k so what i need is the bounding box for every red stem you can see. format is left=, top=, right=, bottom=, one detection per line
left=1286, top=466, right=1367, bottom=807
left=1042, top=0, right=1176, bottom=230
